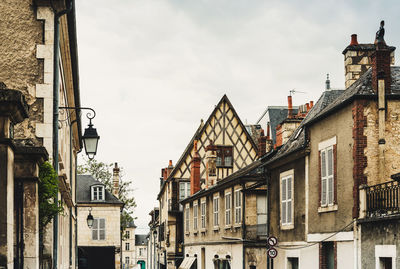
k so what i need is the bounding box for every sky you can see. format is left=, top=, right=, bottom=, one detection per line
left=74, top=0, right=400, bottom=233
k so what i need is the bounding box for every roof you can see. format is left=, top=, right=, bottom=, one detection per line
left=305, top=67, right=400, bottom=126
left=180, top=159, right=265, bottom=203
left=77, top=175, right=124, bottom=205
left=256, top=106, right=299, bottom=144
left=135, top=234, right=148, bottom=246
left=342, top=43, right=395, bottom=54
left=265, top=89, right=344, bottom=164
left=127, top=221, right=137, bottom=228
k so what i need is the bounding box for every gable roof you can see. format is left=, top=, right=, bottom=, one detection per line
left=135, top=234, right=148, bottom=246
left=77, top=175, right=124, bottom=205
left=265, top=89, right=344, bottom=164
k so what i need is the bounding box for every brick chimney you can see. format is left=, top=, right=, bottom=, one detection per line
left=265, top=123, right=273, bottom=153
left=258, top=129, right=267, bottom=158
left=112, top=162, right=120, bottom=198
left=167, top=160, right=174, bottom=178
left=343, top=32, right=395, bottom=89
left=190, top=140, right=201, bottom=195
left=371, top=21, right=395, bottom=94
left=287, top=96, right=293, bottom=118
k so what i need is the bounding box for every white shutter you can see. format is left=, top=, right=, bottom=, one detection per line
left=321, top=150, right=327, bottom=206
left=328, top=148, right=334, bottom=205
left=281, top=178, right=287, bottom=224
left=92, top=219, right=98, bottom=240
left=287, top=176, right=292, bottom=224
left=99, top=219, right=105, bottom=240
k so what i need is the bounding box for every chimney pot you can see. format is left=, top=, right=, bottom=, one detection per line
left=287, top=96, right=293, bottom=118
left=310, top=101, right=314, bottom=108
left=350, top=34, right=359, bottom=46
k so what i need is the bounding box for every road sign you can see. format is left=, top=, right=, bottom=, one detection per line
left=267, top=247, right=278, bottom=259
left=267, top=236, right=278, bottom=247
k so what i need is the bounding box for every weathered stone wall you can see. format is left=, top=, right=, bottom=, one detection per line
left=364, top=100, right=400, bottom=185
left=0, top=1, right=45, bottom=145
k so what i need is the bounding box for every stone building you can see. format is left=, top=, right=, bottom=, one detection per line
left=0, top=0, right=84, bottom=268
left=134, top=234, right=149, bottom=269
left=122, top=221, right=137, bottom=269
left=77, top=165, right=124, bottom=269
left=260, top=23, right=400, bottom=269
left=147, top=208, right=160, bottom=269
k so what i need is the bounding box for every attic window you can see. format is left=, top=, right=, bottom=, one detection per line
left=216, top=146, right=233, bottom=167
left=91, top=185, right=105, bottom=201
left=294, top=128, right=302, bottom=139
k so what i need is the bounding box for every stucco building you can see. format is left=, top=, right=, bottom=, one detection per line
left=147, top=208, right=160, bottom=269
left=77, top=165, right=124, bottom=269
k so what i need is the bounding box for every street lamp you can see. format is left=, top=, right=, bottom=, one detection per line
left=59, top=106, right=100, bottom=160
left=82, top=119, right=100, bottom=160
left=87, top=207, right=94, bottom=228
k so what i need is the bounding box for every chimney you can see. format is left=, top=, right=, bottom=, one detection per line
left=190, top=140, right=201, bottom=195
left=371, top=21, right=395, bottom=94
left=167, top=160, right=174, bottom=178
left=287, top=96, right=293, bottom=118
left=258, top=129, right=267, bottom=158
left=325, top=74, right=331, bottom=90
left=265, top=123, right=273, bottom=153
left=310, top=101, right=314, bottom=108
left=113, top=162, right=120, bottom=198
left=343, top=30, right=395, bottom=89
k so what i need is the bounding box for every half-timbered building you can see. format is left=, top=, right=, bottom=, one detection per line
left=156, top=95, right=259, bottom=268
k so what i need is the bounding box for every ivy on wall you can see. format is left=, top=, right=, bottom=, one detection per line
left=38, top=161, right=64, bottom=233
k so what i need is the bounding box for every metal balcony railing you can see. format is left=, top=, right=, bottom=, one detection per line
left=365, top=180, right=400, bottom=217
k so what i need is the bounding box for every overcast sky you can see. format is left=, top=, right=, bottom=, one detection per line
left=75, top=0, right=399, bottom=232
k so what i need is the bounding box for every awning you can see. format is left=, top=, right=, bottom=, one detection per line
left=179, top=256, right=196, bottom=269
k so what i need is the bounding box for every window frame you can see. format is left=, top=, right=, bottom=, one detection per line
left=185, top=204, right=190, bottom=234
left=225, top=192, right=232, bottom=227
left=91, top=185, right=105, bottom=201
left=318, top=137, right=337, bottom=212
left=280, top=169, right=294, bottom=230
left=213, top=195, right=220, bottom=228
left=92, top=218, right=106, bottom=240
left=125, top=242, right=130, bottom=251
left=193, top=201, right=198, bottom=232
left=216, top=146, right=234, bottom=168
left=201, top=199, right=207, bottom=230
left=179, top=181, right=191, bottom=201
left=125, top=256, right=130, bottom=265
left=234, top=189, right=242, bottom=225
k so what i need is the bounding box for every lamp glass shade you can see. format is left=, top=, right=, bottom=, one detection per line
left=87, top=212, right=94, bottom=228
left=82, top=124, right=100, bottom=159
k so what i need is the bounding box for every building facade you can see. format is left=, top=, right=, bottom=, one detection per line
left=0, top=0, right=84, bottom=268
left=77, top=166, right=124, bottom=269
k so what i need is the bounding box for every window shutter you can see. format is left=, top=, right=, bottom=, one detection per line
left=99, top=219, right=105, bottom=240
left=321, top=151, right=327, bottom=206
left=333, top=144, right=337, bottom=204
left=282, top=179, right=287, bottom=224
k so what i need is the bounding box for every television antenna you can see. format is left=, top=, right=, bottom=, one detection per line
left=289, top=89, right=307, bottom=96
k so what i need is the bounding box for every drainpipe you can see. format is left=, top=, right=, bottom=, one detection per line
left=52, top=1, right=73, bottom=268
left=241, top=182, right=245, bottom=269
left=266, top=171, right=271, bottom=269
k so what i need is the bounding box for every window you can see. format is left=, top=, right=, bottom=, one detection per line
left=201, top=200, right=206, bottom=229
left=287, top=257, right=299, bottom=269
left=256, top=194, right=267, bottom=235
left=380, top=258, right=392, bottom=269
left=225, top=192, right=231, bottom=226
left=213, top=259, right=231, bottom=269
left=281, top=174, right=293, bottom=226
left=125, top=231, right=130, bottom=239
left=320, top=146, right=334, bottom=206
left=185, top=204, right=190, bottom=233
left=92, top=218, right=105, bottom=240
left=216, top=146, right=233, bottom=167
left=125, top=257, right=130, bottom=265
left=193, top=202, right=198, bottom=231
left=320, top=242, right=335, bottom=269
left=234, top=189, right=242, bottom=224
left=180, top=182, right=191, bottom=200
left=213, top=196, right=219, bottom=227
left=139, top=248, right=144, bottom=256
left=91, top=185, right=105, bottom=201
left=125, top=242, right=130, bottom=251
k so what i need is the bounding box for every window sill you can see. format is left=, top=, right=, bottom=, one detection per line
left=224, top=225, right=232, bottom=230
left=280, top=223, right=294, bottom=230
left=213, top=226, right=220, bottom=231
left=193, top=230, right=198, bottom=235
left=185, top=231, right=190, bottom=235
left=200, top=228, right=207, bottom=233
left=318, top=204, right=338, bottom=213
left=233, top=223, right=242, bottom=228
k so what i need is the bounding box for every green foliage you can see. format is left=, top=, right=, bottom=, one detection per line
left=39, top=162, right=63, bottom=233
left=78, top=159, right=136, bottom=232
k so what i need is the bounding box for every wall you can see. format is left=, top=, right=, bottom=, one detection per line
left=364, top=100, right=400, bottom=185
left=269, top=158, right=306, bottom=242
left=308, top=104, right=354, bottom=233
left=77, top=206, right=121, bottom=247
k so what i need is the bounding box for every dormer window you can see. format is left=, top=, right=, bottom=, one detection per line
left=91, top=185, right=105, bottom=201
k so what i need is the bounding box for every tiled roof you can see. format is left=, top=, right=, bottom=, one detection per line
left=77, top=175, right=123, bottom=205
left=135, top=234, right=148, bottom=246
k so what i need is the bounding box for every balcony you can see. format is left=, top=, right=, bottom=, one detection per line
left=360, top=180, right=400, bottom=220
left=245, top=224, right=268, bottom=241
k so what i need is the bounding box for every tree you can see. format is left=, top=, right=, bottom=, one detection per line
left=78, top=159, right=136, bottom=231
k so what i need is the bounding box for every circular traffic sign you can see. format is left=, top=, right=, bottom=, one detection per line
left=267, top=236, right=278, bottom=247
left=267, top=247, right=278, bottom=259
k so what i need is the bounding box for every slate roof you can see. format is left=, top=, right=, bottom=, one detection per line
left=265, top=89, right=344, bottom=164
left=135, top=234, right=148, bottom=246
left=256, top=106, right=299, bottom=144
left=77, top=175, right=123, bottom=205
left=127, top=220, right=137, bottom=228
